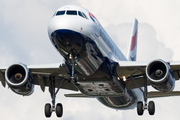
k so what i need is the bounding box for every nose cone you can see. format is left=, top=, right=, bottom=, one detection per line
left=48, top=15, right=94, bottom=39
left=47, top=15, right=96, bottom=58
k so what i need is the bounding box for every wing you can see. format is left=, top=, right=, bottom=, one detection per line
left=116, top=60, right=180, bottom=90
left=63, top=60, right=180, bottom=99
left=0, top=63, right=78, bottom=92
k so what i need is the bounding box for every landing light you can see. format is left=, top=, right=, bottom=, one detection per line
left=122, top=76, right=126, bottom=81
left=69, top=54, right=72, bottom=59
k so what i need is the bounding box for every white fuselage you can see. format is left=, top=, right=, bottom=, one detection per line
left=48, top=5, right=143, bottom=110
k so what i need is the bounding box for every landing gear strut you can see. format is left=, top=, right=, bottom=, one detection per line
left=45, top=77, right=64, bottom=118
left=67, top=54, right=78, bottom=83
left=137, top=76, right=155, bottom=116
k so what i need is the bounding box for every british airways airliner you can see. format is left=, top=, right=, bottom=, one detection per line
left=1, top=5, right=180, bottom=118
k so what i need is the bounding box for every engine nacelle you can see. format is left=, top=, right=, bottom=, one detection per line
left=146, top=59, right=175, bottom=92
left=5, top=63, right=34, bottom=96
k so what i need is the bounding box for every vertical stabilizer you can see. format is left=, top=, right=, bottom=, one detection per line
left=127, top=19, right=138, bottom=61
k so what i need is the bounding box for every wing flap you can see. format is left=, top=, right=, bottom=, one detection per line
left=28, top=63, right=68, bottom=77
left=32, top=74, right=78, bottom=91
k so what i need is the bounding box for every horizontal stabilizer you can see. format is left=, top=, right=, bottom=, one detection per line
left=148, top=91, right=180, bottom=98
left=64, top=93, right=94, bottom=98
left=65, top=92, right=180, bottom=98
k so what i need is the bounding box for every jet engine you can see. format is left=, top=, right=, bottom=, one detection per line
left=146, top=59, right=175, bottom=92
left=5, top=63, right=34, bottom=96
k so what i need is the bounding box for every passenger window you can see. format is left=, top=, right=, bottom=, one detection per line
left=78, top=11, right=84, bottom=18
left=66, top=10, right=77, bottom=15
left=56, top=11, right=65, bottom=15
left=82, top=12, right=88, bottom=19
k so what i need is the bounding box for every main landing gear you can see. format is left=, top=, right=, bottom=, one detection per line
left=45, top=54, right=78, bottom=118
left=137, top=76, right=155, bottom=116
left=45, top=77, right=64, bottom=118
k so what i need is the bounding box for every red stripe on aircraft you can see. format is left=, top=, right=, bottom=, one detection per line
left=130, top=31, right=137, bottom=51
left=89, top=12, right=97, bottom=20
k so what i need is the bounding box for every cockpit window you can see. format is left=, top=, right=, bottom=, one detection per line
left=78, top=11, right=88, bottom=20
left=78, top=11, right=84, bottom=18
left=82, top=12, right=88, bottom=19
left=66, top=10, right=77, bottom=15
left=56, top=11, right=65, bottom=16
left=52, top=12, right=57, bottom=17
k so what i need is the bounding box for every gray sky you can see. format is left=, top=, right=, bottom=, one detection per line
left=0, top=0, right=180, bottom=120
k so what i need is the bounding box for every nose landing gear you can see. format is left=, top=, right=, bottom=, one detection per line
left=67, top=54, right=78, bottom=83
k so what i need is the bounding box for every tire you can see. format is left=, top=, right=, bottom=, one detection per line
left=137, top=101, right=144, bottom=115
left=148, top=101, right=155, bottom=115
left=45, top=103, right=52, bottom=118
left=56, top=103, right=63, bottom=117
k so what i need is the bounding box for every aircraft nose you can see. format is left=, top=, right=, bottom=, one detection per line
left=48, top=15, right=94, bottom=39
left=48, top=16, right=81, bottom=37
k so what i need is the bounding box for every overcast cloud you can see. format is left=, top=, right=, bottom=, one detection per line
left=0, top=0, right=180, bottom=120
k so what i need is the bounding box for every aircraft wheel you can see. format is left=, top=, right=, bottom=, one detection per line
left=56, top=103, right=63, bottom=117
left=148, top=101, right=155, bottom=115
left=137, top=101, right=144, bottom=115
left=45, top=103, right=52, bottom=118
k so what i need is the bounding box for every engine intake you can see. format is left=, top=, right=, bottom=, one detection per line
left=5, top=63, right=34, bottom=96
left=146, top=59, right=175, bottom=92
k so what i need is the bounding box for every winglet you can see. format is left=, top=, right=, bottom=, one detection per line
left=127, top=19, right=138, bottom=61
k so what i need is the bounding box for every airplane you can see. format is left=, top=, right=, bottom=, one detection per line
left=1, top=4, right=180, bottom=118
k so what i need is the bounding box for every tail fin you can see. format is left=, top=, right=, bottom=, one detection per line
left=127, top=18, right=138, bottom=61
